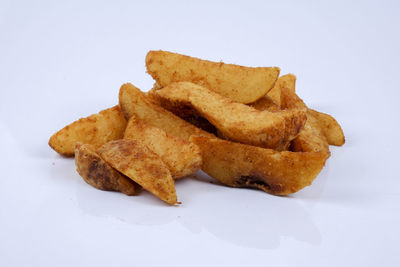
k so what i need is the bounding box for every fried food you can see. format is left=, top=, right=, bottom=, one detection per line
left=308, top=109, right=345, bottom=146
left=249, top=94, right=280, bottom=112
left=183, top=116, right=217, bottom=135
left=119, top=83, right=213, bottom=140
left=155, top=82, right=306, bottom=150
left=190, top=136, right=328, bottom=195
left=124, top=117, right=202, bottom=179
left=50, top=50, right=345, bottom=202
left=97, top=140, right=177, bottom=205
left=49, top=105, right=127, bottom=157
left=74, top=143, right=141, bottom=195
left=280, top=87, right=330, bottom=154
left=266, top=74, right=296, bottom=107
left=146, top=50, right=280, bottom=104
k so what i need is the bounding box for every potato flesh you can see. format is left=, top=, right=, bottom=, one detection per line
left=119, top=83, right=213, bottom=141
left=98, top=140, right=177, bottom=205
left=146, top=50, right=280, bottom=104
left=49, top=105, right=127, bottom=157
left=190, top=136, right=328, bottom=195
left=74, top=143, right=141, bottom=195
left=124, top=117, right=202, bottom=179
left=155, top=82, right=306, bottom=150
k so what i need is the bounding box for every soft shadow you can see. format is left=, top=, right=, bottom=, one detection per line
left=76, top=171, right=322, bottom=249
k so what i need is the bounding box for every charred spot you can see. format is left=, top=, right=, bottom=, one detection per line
left=235, top=175, right=284, bottom=194
left=87, top=160, right=114, bottom=190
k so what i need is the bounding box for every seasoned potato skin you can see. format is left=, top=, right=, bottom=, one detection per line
left=146, top=50, right=280, bottom=104
left=266, top=74, right=296, bottom=107
left=308, top=109, right=345, bottom=146
left=49, top=105, right=127, bottom=157
left=249, top=94, right=280, bottom=112
left=155, top=82, right=306, bottom=150
left=190, top=136, right=328, bottom=196
left=258, top=80, right=344, bottom=150
left=124, top=117, right=202, bottom=179
left=74, top=143, right=141, bottom=195
left=119, top=83, right=213, bottom=141
left=280, top=87, right=332, bottom=154
left=98, top=140, right=177, bottom=205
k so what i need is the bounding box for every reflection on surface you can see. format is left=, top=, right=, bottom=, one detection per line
left=76, top=171, right=321, bottom=249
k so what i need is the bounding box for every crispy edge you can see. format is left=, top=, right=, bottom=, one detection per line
left=118, top=83, right=214, bottom=140
left=190, top=136, right=328, bottom=196
left=124, top=117, right=202, bottom=179
left=146, top=50, right=280, bottom=104
left=266, top=73, right=296, bottom=107
left=155, top=82, right=307, bottom=150
left=308, top=109, right=345, bottom=146
left=49, top=105, right=127, bottom=157
left=279, top=87, right=330, bottom=154
left=74, top=143, right=141, bottom=195
left=97, top=139, right=177, bottom=205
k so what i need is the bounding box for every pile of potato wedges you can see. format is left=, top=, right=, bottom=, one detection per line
left=49, top=50, right=345, bottom=205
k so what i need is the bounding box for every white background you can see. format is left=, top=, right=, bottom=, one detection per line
left=1, top=0, right=399, bottom=266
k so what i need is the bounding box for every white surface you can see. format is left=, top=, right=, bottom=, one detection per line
left=1, top=0, right=399, bottom=266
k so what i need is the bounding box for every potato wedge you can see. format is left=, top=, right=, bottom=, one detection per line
left=119, top=83, right=213, bottom=140
left=49, top=105, right=127, bottom=157
left=266, top=74, right=296, bottom=107
left=190, top=136, right=328, bottom=196
left=75, top=143, right=141, bottom=195
left=155, top=82, right=306, bottom=150
left=280, top=87, right=330, bottom=154
left=308, top=109, right=345, bottom=146
left=290, top=111, right=331, bottom=154
left=146, top=50, right=280, bottom=104
left=98, top=140, right=177, bottom=205
left=124, top=117, right=202, bottom=179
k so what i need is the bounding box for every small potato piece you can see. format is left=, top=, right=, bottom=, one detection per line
left=290, top=111, right=330, bottom=154
left=308, top=109, right=345, bottom=146
left=280, top=87, right=330, bottom=154
left=190, top=136, right=328, bottom=196
left=49, top=106, right=127, bottom=157
left=124, top=117, right=202, bottom=179
left=155, top=82, right=306, bottom=150
left=119, top=83, right=213, bottom=140
left=146, top=50, right=280, bottom=104
left=98, top=140, right=177, bottom=205
left=75, top=143, right=141, bottom=195
left=266, top=74, right=296, bottom=107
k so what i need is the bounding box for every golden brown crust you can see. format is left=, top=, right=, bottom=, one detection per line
left=74, top=143, right=141, bottom=195
left=146, top=50, right=280, bottom=104
left=97, top=140, right=177, bottom=205
left=118, top=83, right=214, bottom=141
left=190, top=136, right=328, bottom=196
left=124, top=117, right=202, bottom=179
left=49, top=105, right=127, bottom=157
left=266, top=74, right=296, bottom=107
left=155, top=82, right=306, bottom=150
left=279, top=87, right=331, bottom=155
left=249, top=94, right=280, bottom=112
left=308, top=109, right=345, bottom=146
